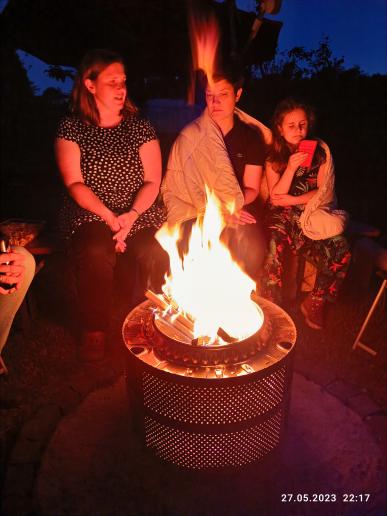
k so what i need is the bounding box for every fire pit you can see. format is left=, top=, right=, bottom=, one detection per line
left=122, top=295, right=296, bottom=470
left=123, top=191, right=296, bottom=470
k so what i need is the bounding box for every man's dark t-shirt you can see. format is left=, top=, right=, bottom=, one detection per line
left=223, top=116, right=266, bottom=188
left=223, top=116, right=266, bottom=217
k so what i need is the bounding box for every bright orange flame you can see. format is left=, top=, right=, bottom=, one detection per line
left=188, top=10, right=220, bottom=103
left=156, top=190, right=263, bottom=343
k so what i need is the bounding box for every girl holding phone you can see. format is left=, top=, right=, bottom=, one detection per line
left=262, top=98, right=351, bottom=330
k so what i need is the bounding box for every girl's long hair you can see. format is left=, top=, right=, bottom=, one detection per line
left=268, top=98, right=326, bottom=175
left=70, top=49, right=137, bottom=125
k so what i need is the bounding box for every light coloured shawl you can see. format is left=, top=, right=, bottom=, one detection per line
left=299, top=140, right=348, bottom=240
left=162, top=107, right=271, bottom=226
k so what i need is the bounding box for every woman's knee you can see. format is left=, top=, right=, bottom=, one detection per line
left=71, top=222, right=116, bottom=265
left=82, top=240, right=115, bottom=264
left=325, top=235, right=352, bottom=263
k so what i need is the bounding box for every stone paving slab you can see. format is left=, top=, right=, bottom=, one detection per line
left=32, top=373, right=386, bottom=516
left=347, top=393, right=383, bottom=419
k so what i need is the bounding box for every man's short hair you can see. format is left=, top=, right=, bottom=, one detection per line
left=211, top=60, right=244, bottom=92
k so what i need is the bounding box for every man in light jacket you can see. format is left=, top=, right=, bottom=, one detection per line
left=162, top=65, right=271, bottom=285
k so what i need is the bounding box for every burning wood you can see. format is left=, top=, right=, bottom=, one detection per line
left=146, top=289, right=238, bottom=345
left=145, top=289, right=194, bottom=338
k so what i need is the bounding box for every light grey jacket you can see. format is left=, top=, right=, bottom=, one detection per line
left=161, top=107, right=271, bottom=226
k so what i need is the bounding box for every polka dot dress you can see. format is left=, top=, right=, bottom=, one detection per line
left=56, top=114, right=166, bottom=240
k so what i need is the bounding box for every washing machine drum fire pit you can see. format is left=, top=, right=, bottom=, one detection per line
left=122, top=296, right=296, bottom=470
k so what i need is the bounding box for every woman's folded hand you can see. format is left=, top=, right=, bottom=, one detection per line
left=112, top=210, right=138, bottom=252
left=104, top=211, right=121, bottom=232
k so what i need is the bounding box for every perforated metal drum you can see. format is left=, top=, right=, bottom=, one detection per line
left=123, top=297, right=296, bottom=470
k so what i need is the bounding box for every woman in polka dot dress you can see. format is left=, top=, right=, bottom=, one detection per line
left=55, top=49, right=168, bottom=361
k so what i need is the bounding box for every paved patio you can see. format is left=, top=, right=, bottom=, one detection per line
left=3, top=371, right=382, bottom=515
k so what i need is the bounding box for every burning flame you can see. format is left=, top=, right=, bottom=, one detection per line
left=187, top=9, right=220, bottom=103
left=156, top=190, right=263, bottom=343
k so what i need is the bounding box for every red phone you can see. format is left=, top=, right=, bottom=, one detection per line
left=298, top=139, right=317, bottom=168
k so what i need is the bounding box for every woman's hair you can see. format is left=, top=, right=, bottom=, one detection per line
left=70, top=49, right=137, bottom=125
left=268, top=97, right=326, bottom=175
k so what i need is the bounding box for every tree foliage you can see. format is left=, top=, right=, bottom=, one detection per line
left=258, top=37, right=346, bottom=79
left=45, top=65, right=75, bottom=83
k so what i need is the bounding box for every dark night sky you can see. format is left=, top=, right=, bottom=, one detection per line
left=2, top=0, right=386, bottom=94
left=237, top=0, right=386, bottom=75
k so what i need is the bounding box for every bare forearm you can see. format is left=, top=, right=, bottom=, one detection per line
left=294, top=190, right=317, bottom=205
left=68, top=182, right=112, bottom=221
left=130, top=181, right=160, bottom=214
left=243, top=187, right=259, bottom=206
left=272, top=167, right=296, bottom=195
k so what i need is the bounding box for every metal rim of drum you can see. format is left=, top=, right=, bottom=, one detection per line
left=151, top=302, right=267, bottom=367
